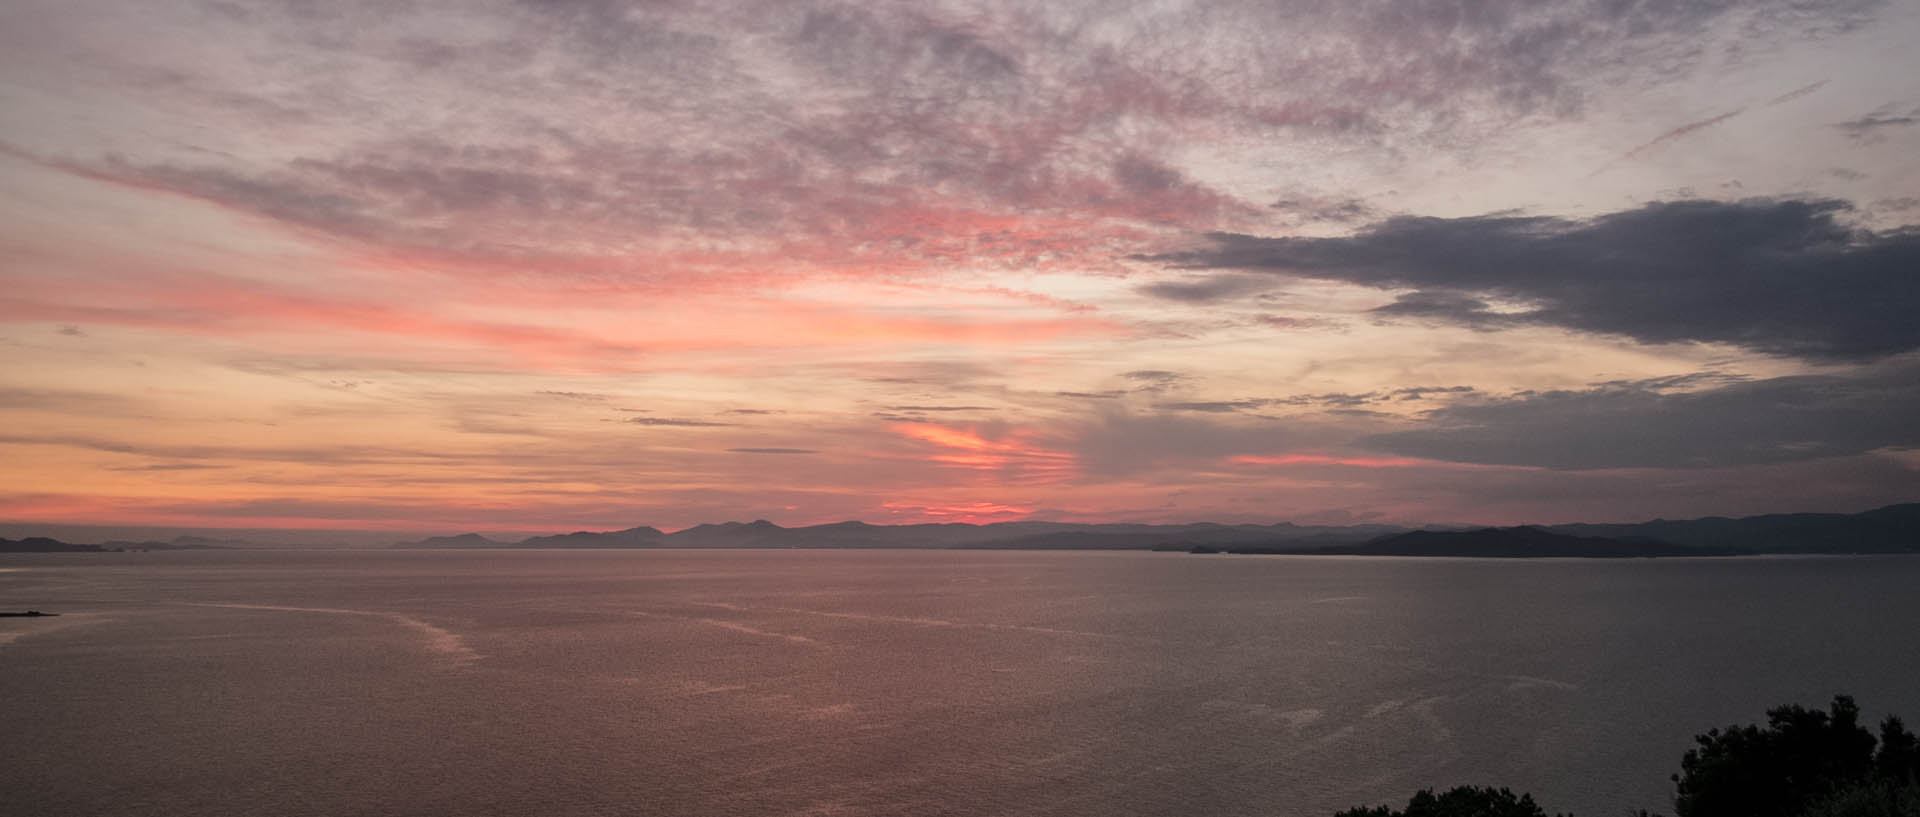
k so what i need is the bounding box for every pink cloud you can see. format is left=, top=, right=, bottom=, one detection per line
left=1, top=261, right=1125, bottom=372
left=890, top=423, right=1077, bottom=483
left=876, top=500, right=1038, bottom=525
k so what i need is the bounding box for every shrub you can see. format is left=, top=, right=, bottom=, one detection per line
left=1673, top=695, right=1917, bottom=817
left=1333, top=785, right=1568, bottom=817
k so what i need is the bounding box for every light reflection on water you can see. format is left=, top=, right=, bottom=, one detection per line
left=3, top=550, right=1918, bottom=817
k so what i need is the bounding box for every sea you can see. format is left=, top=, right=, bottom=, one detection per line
left=3, top=549, right=1917, bottom=817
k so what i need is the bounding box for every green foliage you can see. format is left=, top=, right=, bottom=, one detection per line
left=1333, top=785, right=1568, bottom=817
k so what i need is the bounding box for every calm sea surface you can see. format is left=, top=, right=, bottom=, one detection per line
left=3, top=550, right=1918, bottom=817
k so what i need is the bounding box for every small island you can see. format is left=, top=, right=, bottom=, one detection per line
left=0, top=537, right=109, bottom=553
left=0, top=535, right=232, bottom=553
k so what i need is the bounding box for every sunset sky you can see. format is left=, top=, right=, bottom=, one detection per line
left=3, top=0, right=1918, bottom=534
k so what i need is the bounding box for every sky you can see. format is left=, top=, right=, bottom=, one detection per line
left=2, top=0, right=1918, bottom=535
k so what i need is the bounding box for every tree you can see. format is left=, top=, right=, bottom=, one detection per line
left=1672, top=695, right=1915, bottom=817
left=1327, top=695, right=1917, bottom=817
left=1333, top=785, right=1568, bottom=817
left=1799, top=778, right=1920, bottom=817
left=1879, top=717, right=1919, bottom=783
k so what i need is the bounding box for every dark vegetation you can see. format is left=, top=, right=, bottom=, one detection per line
left=1338, top=696, right=1920, bottom=817
left=1335, top=786, right=1566, bottom=817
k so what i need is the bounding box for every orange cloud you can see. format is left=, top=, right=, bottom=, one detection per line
left=1, top=267, right=1122, bottom=373
left=891, top=423, right=1077, bottom=483
left=877, top=500, right=1038, bottom=525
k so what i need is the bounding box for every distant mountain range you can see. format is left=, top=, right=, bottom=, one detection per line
left=5, top=504, right=1915, bottom=556
left=1546, top=503, right=1920, bottom=554
left=391, top=503, right=1920, bottom=556
left=401, top=519, right=1407, bottom=551
left=0, top=535, right=234, bottom=553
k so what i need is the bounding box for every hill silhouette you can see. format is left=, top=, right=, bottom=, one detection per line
left=396, top=519, right=1405, bottom=551
left=0, top=536, right=108, bottom=553
left=1548, top=503, right=1920, bottom=553
left=389, top=502, right=1918, bottom=554
left=0, top=535, right=231, bottom=552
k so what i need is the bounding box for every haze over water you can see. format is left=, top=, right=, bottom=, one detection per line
left=5, top=550, right=1919, bottom=817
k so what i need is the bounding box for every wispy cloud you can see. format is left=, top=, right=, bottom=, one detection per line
left=1615, top=108, right=1747, bottom=164
left=1836, top=113, right=1918, bottom=139
left=0, top=0, right=1911, bottom=531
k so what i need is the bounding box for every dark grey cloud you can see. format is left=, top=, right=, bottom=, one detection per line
left=1612, top=108, right=1746, bottom=164
left=1122, top=370, right=1186, bottom=392
left=1152, top=198, right=1920, bottom=361
left=882, top=405, right=994, bottom=412
left=1836, top=113, right=1918, bottom=139
left=1315, top=450, right=1920, bottom=526
left=1146, top=385, right=1476, bottom=414
left=1156, top=400, right=1271, bottom=413
left=1765, top=80, right=1829, bottom=107
left=1138, top=273, right=1279, bottom=303
left=1363, top=359, right=1920, bottom=469
left=723, top=408, right=784, bottom=415
left=1583, top=372, right=1748, bottom=392
left=452, top=414, right=543, bottom=436
left=1278, top=392, right=1381, bottom=408
left=0, top=387, right=138, bottom=413
left=1054, top=390, right=1126, bottom=399
left=1233, top=314, right=1345, bottom=333
left=1369, top=291, right=1516, bottom=328
left=1271, top=197, right=1376, bottom=223
left=1389, top=385, right=1477, bottom=401
left=626, top=417, right=732, bottom=427
left=1269, top=386, right=1477, bottom=408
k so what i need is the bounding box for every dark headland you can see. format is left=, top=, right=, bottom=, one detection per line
left=1198, top=526, right=1726, bottom=557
